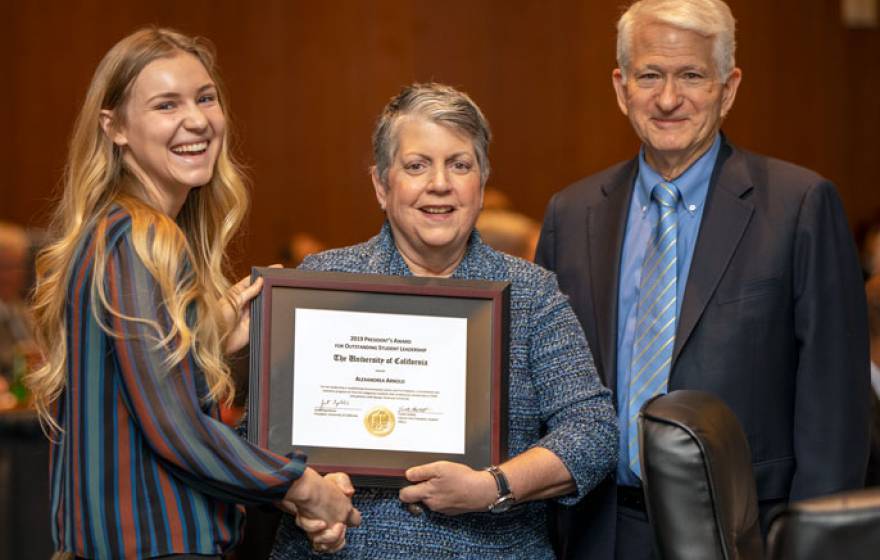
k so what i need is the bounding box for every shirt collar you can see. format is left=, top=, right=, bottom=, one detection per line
left=636, top=134, right=721, bottom=215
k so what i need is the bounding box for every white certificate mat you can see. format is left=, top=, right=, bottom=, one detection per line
left=291, top=308, right=468, bottom=454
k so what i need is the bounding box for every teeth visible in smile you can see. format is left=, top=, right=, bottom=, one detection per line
left=421, top=207, right=453, bottom=214
left=171, top=141, right=208, bottom=154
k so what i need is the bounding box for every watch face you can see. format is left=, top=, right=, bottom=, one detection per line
left=490, top=495, right=515, bottom=513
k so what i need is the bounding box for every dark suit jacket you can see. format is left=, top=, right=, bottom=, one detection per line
left=536, top=138, right=871, bottom=559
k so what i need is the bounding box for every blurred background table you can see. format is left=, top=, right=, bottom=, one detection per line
left=0, top=408, right=53, bottom=559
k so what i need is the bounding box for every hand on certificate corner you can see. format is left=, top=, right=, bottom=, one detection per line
left=399, top=461, right=497, bottom=515
left=280, top=468, right=361, bottom=553
left=222, top=264, right=282, bottom=354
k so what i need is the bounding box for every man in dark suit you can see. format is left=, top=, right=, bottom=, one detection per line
left=535, top=1, right=870, bottom=558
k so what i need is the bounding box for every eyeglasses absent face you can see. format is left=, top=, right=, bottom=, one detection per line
left=373, top=116, right=483, bottom=274
left=104, top=51, right=226, bottom=215
left=613, top=22, right=741, bottom=173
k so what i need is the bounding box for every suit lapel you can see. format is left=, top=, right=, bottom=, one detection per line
left=589, top=160, right=637, bottom=393
left=672, top=142, right=755, bottom=367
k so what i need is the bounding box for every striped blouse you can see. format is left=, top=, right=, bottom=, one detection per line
left=50, top=208, right=304, bottom=558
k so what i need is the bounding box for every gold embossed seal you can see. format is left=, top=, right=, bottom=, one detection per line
left=363, top=406, right=395, bottom=437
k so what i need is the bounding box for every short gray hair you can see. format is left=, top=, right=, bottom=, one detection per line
left=617, top=0, right=737, bottom=81
left=372, top=83, right=491, bottom=188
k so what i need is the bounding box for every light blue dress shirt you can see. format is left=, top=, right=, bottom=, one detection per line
left=616, top=134, right=721, bottom=486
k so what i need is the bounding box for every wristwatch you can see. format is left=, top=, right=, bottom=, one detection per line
left=484, top=465, right=516, bottom=513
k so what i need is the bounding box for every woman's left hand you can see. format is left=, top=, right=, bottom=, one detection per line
left=398, top=461, right=497, bottom=515
left=223, top=270, right=273, bottom=355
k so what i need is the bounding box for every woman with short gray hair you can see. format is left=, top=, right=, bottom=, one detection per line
left=265, top=82, right=617, bottom=559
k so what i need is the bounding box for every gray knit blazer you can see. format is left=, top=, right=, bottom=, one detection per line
left=269, top=224, right=617, bottom=560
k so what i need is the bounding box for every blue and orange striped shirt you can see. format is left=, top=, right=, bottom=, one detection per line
left=50, top=208, right=304, bottom=558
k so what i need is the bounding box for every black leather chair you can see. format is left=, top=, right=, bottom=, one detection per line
left=638, top=390, right=764, bottom=560
left=765, top=487, right=880, bottom=560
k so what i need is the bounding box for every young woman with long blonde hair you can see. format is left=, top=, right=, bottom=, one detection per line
left=28, top=28, right=358, bottom=559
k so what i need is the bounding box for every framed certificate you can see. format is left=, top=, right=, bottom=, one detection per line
left=247, top=267, right=510, bottom=487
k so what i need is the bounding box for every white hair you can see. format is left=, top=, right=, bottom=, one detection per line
left=617, top=0, right=737, bottom=81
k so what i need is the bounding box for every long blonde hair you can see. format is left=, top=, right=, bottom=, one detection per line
left=28, top=27, right=247, bottom=432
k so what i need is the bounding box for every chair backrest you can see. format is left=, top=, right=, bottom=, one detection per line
left=639, top=390, right=764, bottom=560
left=765, top=487, right=880, bottom=560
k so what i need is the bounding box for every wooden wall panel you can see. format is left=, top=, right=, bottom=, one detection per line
left=1, top=0, right=877, bottom=274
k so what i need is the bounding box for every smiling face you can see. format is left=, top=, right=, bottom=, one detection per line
left=103, top=51, right=225, bottom=216
left=373, top=116, right=483, bottom=276
left=613, top=21, right=741, bottom=177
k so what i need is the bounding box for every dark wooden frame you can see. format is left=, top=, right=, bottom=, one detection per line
left=247, top=267, right=510, bottom=487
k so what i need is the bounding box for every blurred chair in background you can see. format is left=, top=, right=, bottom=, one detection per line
left=476, top=188, right=541, bottom=261
left=0, top=222, right=30, bottom=300
left=282, top=232, right=327, bottom=267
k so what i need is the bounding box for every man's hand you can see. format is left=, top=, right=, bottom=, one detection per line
left=398, top=461, right=497, bottom=515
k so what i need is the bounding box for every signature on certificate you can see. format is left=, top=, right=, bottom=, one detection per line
left=399, top=406, right=441, bottom=415
left=316, top=398, right=351, bottom=411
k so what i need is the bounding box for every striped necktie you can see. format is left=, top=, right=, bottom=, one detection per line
left=628, top=181, right=680, bottom=478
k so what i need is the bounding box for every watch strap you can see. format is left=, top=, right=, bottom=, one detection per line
left=485, top=465, right=512, bottom=500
